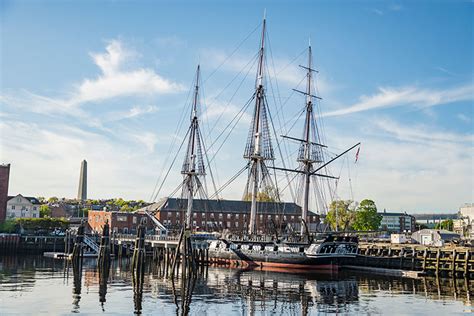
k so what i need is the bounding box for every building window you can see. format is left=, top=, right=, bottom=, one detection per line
left=17, top=198, right=21, bottom=202
left=236, top=214, right=239, bottom=219
left=210, top=213, right=215, bottom=219
left=283, top=215, right=287, bottom=220
left=227, top=214, right=231, bottom=219
left=11, top=206, right=15, bottom=210
left=291, top=216, right=295, bottom=220
left=117, top=216, right=127, bottom=222
left=33, top=213, right=37, bottom=218
left=33, top=206, right=37, bottom=211
left=95, top=216, right=99, bottom=223
left=193, top=212, right=197, bottom=218
left=267, top=215, right=271, bottom=219
left=193, top=221, right=197, bottom=226
left=219, top=213, right=223, bottom=219
left=260, top=215, right=263, bottom=220
left=133, top=217, right=137, bottom=224
left=235, top=222, right=239, bottom=228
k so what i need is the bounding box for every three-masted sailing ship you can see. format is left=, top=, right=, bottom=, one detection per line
left=172, top=15, right=360, bottom=270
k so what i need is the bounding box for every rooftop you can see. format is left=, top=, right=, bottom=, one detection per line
left=139, top=197, right=313, bottom=215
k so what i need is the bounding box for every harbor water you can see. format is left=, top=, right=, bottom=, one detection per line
left=0, top=255, right=472, bottom=315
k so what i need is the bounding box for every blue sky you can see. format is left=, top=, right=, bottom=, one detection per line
left=0, top=0, right=472, bottom=213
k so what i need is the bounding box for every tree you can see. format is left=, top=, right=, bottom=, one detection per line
left=353, top=199, right=382, bottom=231
left=39, top=205, right=51, bottom=218
left=0, top=219, right=17, bottom=233
left=243, top=186, right=279, bottom=202
left=325, top=200, right=356, bottom=231
left=48, top=196, right=59, bottom=204
left=435, top=219, right=454, bottom=231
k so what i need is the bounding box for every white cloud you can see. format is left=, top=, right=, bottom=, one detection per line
left=0, top=39, right=184, bottom=118
left=105, top=105, right=159, bottom=122
left=130, top=131, right=159, bottom=153
left=0, top=119, right=163, bottom=200
left=457, top=113, right=472, bottom=123
left=374, top=118, right=474, bottom=144
left=322, top=83, right=474, bottom=117
left=75, top=40, right=184, bottom=103
left=324, top=118, right=473, bottom=212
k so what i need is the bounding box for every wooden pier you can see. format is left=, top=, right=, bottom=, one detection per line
left=352, top=243, right=473, bottom=278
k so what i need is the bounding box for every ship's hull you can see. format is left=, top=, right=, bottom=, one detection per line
left=207, top=239, right=357, bottom=271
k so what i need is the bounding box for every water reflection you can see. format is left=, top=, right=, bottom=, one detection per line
left=98, top=265, right=109, bottom=310
left=132, top=265, right=145, bottom=314
left=71, top=260, right=82, bottom=313
left=0, top=255, right=472, bottom=315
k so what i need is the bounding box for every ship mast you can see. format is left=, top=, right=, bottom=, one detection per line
left=301, top=44, right=313, bottom=235
left=182, top=65, right=206, bottom=229
left=244, top=13, right=275, bottom=235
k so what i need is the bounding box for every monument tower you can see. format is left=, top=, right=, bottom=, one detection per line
left=77, top=160, right=87, bottom=201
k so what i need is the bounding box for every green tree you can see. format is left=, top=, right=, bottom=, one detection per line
left=243, top=186, right=279, bottom=202
left=39, top=205, right=51, bottom=218
left=120, top=204, right=133, bottom=212
left=434, top=219, right=454, bottom=231
left=0, top=219, right=17, bottom=233
left=48, top=196, right=59, bottom=204
left=353, top=199, right=382, bottom=231
left=325, top=200, right=356, bottom=231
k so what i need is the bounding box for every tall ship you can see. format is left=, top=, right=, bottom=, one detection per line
left=164, top=15, right=360, bottom=271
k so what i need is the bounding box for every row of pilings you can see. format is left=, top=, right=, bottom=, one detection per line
left=67, top=219, right=207, bottom=315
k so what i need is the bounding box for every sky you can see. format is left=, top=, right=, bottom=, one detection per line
left=0, top=0, right=472, bottom=213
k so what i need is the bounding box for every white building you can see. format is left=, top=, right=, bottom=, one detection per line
left=456, top=203, right=474, bottom=238
left=379, top=211, right=416, bottom=233
left=6, top=194, right=41, bottom=219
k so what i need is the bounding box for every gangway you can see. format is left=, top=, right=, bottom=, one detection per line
left=83, top=235, right=99, bottom=254
left=145, top=211, right=168, bottom=236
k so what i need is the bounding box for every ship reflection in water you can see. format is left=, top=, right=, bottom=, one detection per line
left=0, top=256, right=472, bottom=315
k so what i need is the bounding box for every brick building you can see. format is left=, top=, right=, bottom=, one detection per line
left=0, top=164, right=10, bottom=222
left=142, top=197, right=319, bottom=233
left=87, top=210, right=156, bottom=235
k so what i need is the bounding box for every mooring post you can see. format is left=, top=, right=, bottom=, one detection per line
left=464, top=249, right=470, bottom=277
left=132, top=219, right=146, bottom=275
left=72, top=222, right=85, bottom=263
left=451, top=249, right=457, bottom=276
left=435, top=248, right=441, bottom=275
left=98, top=221, right=111, bottom=272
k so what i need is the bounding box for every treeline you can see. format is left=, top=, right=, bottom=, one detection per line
left=325, top=199, right=382, bottom=232
left=0, top=218, right=69, bottom=233
left=37, top=197, right=149, bottom=215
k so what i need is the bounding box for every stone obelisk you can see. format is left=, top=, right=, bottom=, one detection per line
left=77, top=160, right=87, bottom=201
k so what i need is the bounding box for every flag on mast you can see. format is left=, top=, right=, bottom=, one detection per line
left=355, top=147, right=360, bottom=163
